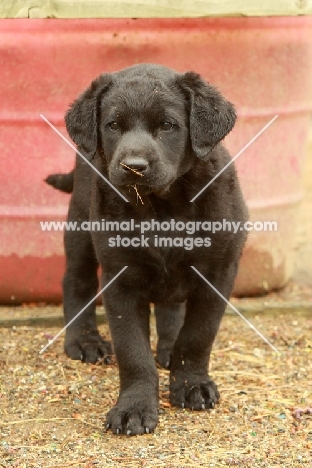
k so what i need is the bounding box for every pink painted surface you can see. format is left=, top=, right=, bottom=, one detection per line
left=0, top=18, right=312, bottom=302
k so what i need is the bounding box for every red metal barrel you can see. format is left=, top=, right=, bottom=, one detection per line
left=0, top=18, right=312, bottom=302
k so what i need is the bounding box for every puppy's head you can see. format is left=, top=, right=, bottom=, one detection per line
left=65, top=64, right=236, bottom=196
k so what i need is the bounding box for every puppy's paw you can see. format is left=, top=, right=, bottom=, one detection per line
left=170, top=375, right=220, bottom=410
left=105, top=400, right=159, bottom=436
left=65, top=330, right=113, bottom=364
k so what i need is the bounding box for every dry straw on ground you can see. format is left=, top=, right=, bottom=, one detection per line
left=0, top=304, right=311, bottom=467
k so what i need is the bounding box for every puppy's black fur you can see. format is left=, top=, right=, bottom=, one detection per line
left=46, top=64, right=248, bottom=435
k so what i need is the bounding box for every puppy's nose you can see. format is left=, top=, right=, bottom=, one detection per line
left=120, top=157, right=148, bottom=174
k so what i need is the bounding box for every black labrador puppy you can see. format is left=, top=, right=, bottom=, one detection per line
left=46, top=63, right=248, bottom=435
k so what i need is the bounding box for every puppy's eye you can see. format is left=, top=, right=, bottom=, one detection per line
left=160, top=122, right=174, bottom=131
left=108, top=121, right=120, bottom=131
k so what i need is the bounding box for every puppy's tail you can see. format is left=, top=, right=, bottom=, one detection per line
left=45, top=170, right=74, bottom=193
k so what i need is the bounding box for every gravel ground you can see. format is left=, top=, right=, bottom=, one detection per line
left=0, top=308, right=311, bottom=468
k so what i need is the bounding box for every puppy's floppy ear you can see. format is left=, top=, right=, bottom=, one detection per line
left=179, top=72, right=236, bottom=159
left=65, top=74, right=112, bottom=160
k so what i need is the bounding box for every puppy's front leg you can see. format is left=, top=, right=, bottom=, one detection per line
left=103, top=281, right=159, bottom=435
left=169, top=266, right=237, bottom=410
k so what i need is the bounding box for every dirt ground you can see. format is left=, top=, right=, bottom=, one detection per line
left=0, top=133, right=311, bottom=467
left=0, top=313, right=311, bottom=468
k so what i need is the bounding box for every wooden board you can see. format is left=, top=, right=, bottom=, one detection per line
left=2, top=0, right=312, bottom=19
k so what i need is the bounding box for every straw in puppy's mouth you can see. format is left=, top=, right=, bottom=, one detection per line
left=127, top=184, right=144, bottom=205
